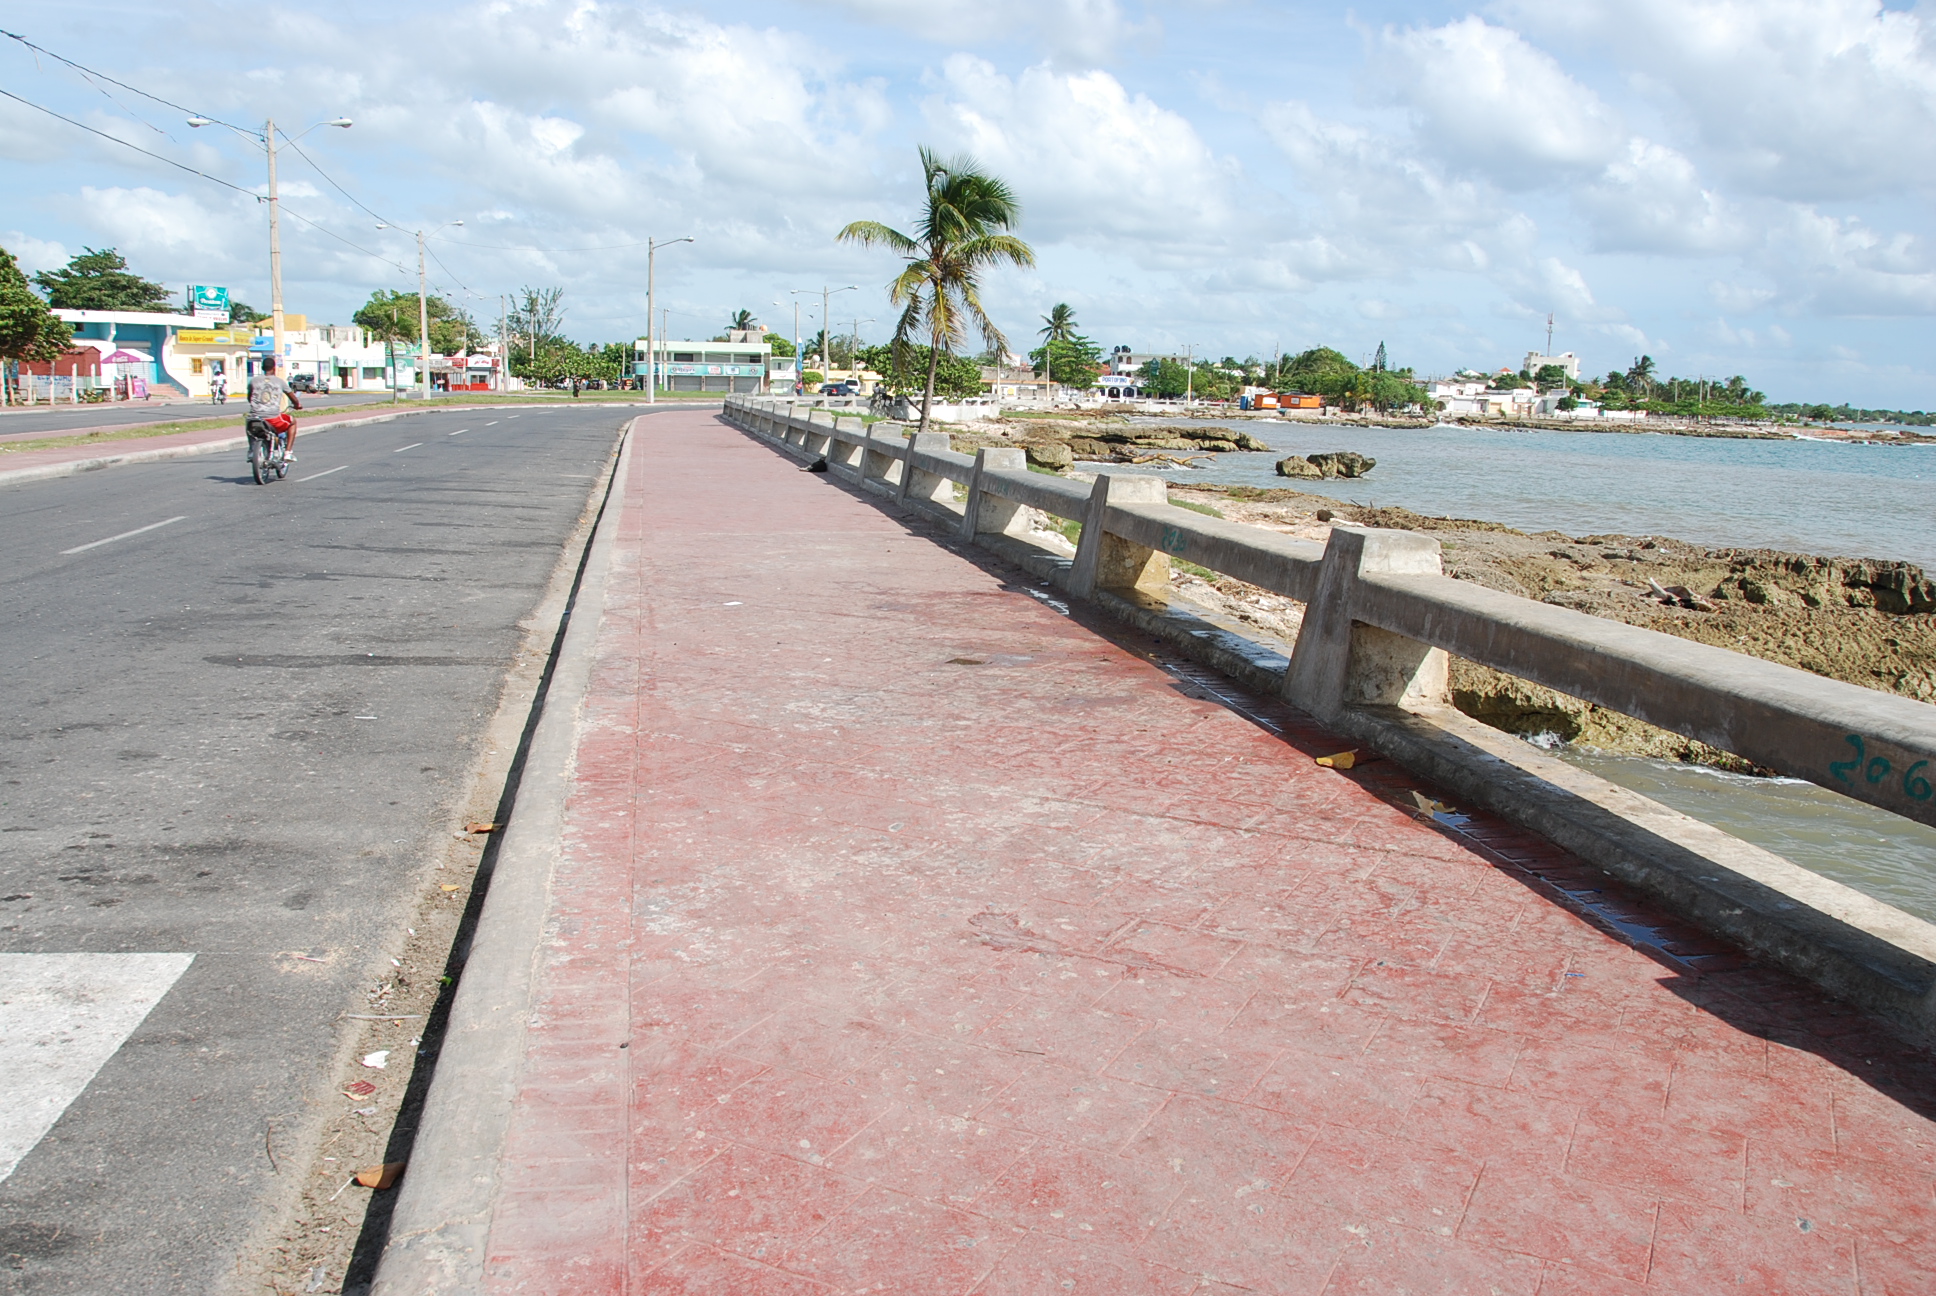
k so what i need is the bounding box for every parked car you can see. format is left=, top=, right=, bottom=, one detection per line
left=819, top=381, right=859, bottom=396
left=289, top=374, right=326, bottom=393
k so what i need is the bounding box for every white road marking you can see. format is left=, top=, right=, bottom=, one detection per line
left=393, top=443, right=423, bottom=453
left=298, top=465, right=348, bottom=482
left=447, top=429, right=467, bottom=436
left=485, top=421, right=498, bottom=426
left=0, top=953, right=195, bottom=1184
left=60, top=516, right=187, bottom=555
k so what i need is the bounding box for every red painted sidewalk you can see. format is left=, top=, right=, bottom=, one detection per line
left=480, top=409, right=1934, bottom=1294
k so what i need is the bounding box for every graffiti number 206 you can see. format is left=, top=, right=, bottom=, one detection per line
left=1830, top=734, right=1933, bottom=802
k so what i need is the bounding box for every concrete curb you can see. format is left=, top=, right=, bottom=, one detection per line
left=366, top=419, right=636, bottom=1295
left=0, top=401, right=692, bottom=490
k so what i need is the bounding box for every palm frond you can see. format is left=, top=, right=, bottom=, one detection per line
left=837, top=221, right=919, bottom=255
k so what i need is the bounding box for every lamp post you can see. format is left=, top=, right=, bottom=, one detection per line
left=849, top=317, right=875, bottom=388
left=187, top=115, right=351, bottom=366
left=790, top=286, right=857, bottom=388
left=376, top=220, right=462, bottom=399
left=646, top=236, right=694, bottom=404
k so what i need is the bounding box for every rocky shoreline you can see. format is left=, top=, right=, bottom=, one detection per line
left=935, top=416, right=1935, bottom=770
left=961, top=406, right=1936, bottom=445
left=1154, top=483, right=1936, bottom=769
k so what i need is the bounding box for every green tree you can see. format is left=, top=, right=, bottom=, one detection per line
left=857, top=343, right=984, bottom=400
left=1626, top=354, right=1657, bottom=394
left=509, top=286, right=565, bottom=358
left=228, top=301, right=265, bottom=324
left=32, top=247, right=169, bottom=311
left=727, top=308, right=757, bottom=333
left=353, top=290, right=421, bottom=395
left=0, top=245, right=73, bottom=369
left=767, top=333, right=796, bottom=358
left=838, top=146, right=1036, bottom=432
left=1030, top=334, right=1103, bottom=389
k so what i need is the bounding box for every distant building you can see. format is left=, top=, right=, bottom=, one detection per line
left=638, top=338, right=775, bottom=394
left=1523, top=350, right=1581, bottom=380
left=56, top=308, right=201, bottom=396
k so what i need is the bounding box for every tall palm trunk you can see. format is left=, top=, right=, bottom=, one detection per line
left=919, top=340, right=941, bottom=434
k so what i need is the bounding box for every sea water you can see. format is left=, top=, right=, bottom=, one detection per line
left=1109, top=418, right=1936, bottom=923
left=1128, top=419, right=1936, bottom=568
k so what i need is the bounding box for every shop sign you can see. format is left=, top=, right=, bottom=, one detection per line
left=177, top=329, right=235, bottom=345
left=189, top=285, right=231, bottom=321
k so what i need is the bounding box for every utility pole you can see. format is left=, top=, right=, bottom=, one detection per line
left=646, top=236, right=694, bottom=405
left=187, top=114, right=348, bottom=378
left=1184, top=345, right=1195, bottom=405
left=266, top=117, right=283, bottom=368
left=789, top=286, right=857, bottom=387
left=1545, top=312, right=1555, bottom=357
left=416, top=229, right=430, bottom=400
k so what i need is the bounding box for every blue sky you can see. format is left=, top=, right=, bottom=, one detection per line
left=5, top=1, right=1936, bottom=406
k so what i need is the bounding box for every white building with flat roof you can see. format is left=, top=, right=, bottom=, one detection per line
left=1523, top=350, right=1581, bottom=380
left=637, top=339, right=774, bottom=393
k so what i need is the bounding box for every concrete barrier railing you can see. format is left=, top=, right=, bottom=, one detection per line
left=724, top=394, right=1936, bottom=1034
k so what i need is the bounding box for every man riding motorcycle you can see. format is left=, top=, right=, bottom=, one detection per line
left=246, top=355, right=302, bottom=462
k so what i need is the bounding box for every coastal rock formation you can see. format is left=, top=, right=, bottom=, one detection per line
left=1023, top=442, right=1073, bottom=470
left=950, top=419, right=1273, bottom=468
left=1164, top=483, right=1936, bottom=769
left=1276, top=451, right=1376, bottom=479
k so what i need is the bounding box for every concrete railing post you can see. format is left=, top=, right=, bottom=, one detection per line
left=961, top=447, right=1029, bottom=540
left=862, top=424, right=904, bottom=487
left=1282, top=526, right=1451, bottom=721
left=899, top=431, right=955, bottom=507
left=829, top=417, right=867, bottom=477
left=1068, top=473, right=1169, bottom=599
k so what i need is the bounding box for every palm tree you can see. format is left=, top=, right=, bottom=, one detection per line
left=838, top=147, right=1035, bottom=432
left=1626, top=354, right=1656, bottom=395
left=1038, top=303, right=1076, bottom=388
left=728, top=308, right=757, bottom=333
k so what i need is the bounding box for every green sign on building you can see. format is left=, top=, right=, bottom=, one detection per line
left=189, top=285, right=231, bottom=321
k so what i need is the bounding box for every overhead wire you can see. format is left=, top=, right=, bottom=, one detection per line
left=441, top=236, right=653, bottom=253
left=0, top=86, right=258, bottom=195
left=0, top=28, right=251, bottom=133
left=6, top=28, right=518, bottom=308
left=279, top=133, right=393, bottom=227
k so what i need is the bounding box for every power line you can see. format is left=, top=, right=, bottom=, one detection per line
left=0, top=85, right=258, bottom=195
left=277, top=205, right=411, bottom=274
left=423, top=243, right=474, bottom=295
left=280, top=133, right=392, bottom=227
left=7, top=27, right=406, bottom=261
left=441, top=236, right=654, bottom=253
left=1, top=28, right=250, bottom=133
left=5, top=83, right=409, bottom=277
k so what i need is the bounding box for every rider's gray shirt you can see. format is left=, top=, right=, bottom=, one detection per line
left=247, top=374, right=289, bottom=420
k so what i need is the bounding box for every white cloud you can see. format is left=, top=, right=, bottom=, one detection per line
left=1376, top=17, right=1627, bottom=184
left=924, top=57, right=1241, bottom=248
left=3, top=230, right=68, bottom=275
left=813, top=0, right=1155, bottom=63
left=1577, top=139, right=1743, bottom=255
left=1500, top=0, right=1936, bottom=202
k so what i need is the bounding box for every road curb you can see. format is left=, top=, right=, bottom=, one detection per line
left=0, top=401, right=689, bottom=490
left=367, top=418, right=637, bottom=1295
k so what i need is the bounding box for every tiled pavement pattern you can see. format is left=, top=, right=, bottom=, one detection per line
left=481, top=410, right=1936, bottom=1294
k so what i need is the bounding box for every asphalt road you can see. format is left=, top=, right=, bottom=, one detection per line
left=0, top=392, right=403, bottom=440
left=0, top=405, right=663, bottom=1291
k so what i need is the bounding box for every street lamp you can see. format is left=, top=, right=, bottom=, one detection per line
left=187, top=115, right=351, bottom=365
left=790, top=285, right=857, bottom=385
left=376, top=220, right=463, bottom=401
left=646, top=236, right=694, bottom=403
left=848, top=318, right=875, bottom=388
